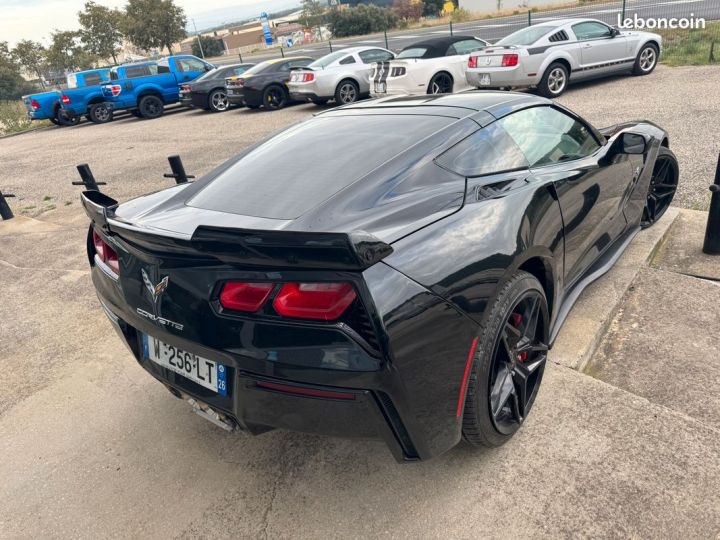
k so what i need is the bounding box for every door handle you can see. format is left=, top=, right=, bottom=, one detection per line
left=584, top=43, right=593, bottom=48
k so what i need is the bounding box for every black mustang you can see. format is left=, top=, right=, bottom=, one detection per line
left=83, top=92, right=678, bottom=462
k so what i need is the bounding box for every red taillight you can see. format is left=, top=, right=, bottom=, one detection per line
left=256, top=381, right=356, bottom=400
left=30, top=99, right=41, bottom=110
left=92, top=230, right=119, bottom=274
left=468, top=56, right=478, bottom=68
left=61, top=94, right=70, bottom=105
left=237, top=78, right=245, bottom=87
left=501, top=54, right=519, bottom=67
left=273, top=283, right=356, bottom=321
left=297, top=72, right=314, bottom=82
left=219, top=282, right=274, bottom=312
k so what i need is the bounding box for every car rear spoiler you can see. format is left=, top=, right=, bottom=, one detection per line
left=190, top=226, right=393, bottom=270
left=80, top=191, right=392, bottom=270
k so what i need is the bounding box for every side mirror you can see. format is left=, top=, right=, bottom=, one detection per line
left=621, top=133, right=646, bottom=154
left=610, top=27, right=620, bottom=37
left=204, top=65, right=213, bottom=72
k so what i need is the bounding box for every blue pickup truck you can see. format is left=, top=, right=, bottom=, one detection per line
left=100, top=55, right=213, bottom=119
left=57, top=68, right=115, bottom=123
left=22, top=68, right=110, bottom=126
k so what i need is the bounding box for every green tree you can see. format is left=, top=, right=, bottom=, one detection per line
left=328, top=4, right=398, bottom=37
left=191, top=35, right=224, bottom=58
left=299, top=0, right=326, bottom=29
left=12, top=40, right=48, bottom=87
left=123, top=0, right=187, bottom=55
left=422, top=0, right=446, bottom=17
left=78, top=1, right=125, bottom=65
left=0, top=42, right=36, bottom=99
left=46, top=30, right=96, bottom=72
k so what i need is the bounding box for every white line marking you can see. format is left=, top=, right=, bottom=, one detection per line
left=357, top=40, right=382, bottom=43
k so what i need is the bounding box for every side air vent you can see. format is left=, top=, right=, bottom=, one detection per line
left=549, top=30, right=569, bottom=42
left=475, top=177, right=529, bottom=200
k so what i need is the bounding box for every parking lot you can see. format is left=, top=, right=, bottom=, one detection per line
left=2, top=65, right=720, bottom=538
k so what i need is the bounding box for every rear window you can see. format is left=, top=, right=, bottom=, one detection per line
left=310, top=51, right=347, bottom=68
left=83, top=72, right=104, bottom=86
left=397, top=47, right=427, bottom=59
left=188, top=115, right=453, bottom=219
left=497, top=25, right=558, bottom=46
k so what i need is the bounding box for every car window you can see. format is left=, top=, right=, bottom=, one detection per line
left=359, top=49, right=394, bottom=63
left=83, top=72, right=103, bottom=86
left=397, top=47, right=427, bottom=59
left=498, top=106, right=601, bottom=167
left=233, top=65, right=251, bottom=76
left=572, top=21, right=613, bottom=40
left=177, top=57, right=208, bottom=72
left=124, top=64, right=156, bottom=78
left=435, top=122, right=528, bottom=177
left=446, top=39, right=486, bottom=56
left=339, top=55, right=356, bottom=65
left=497, top=25, right=558, bottom=46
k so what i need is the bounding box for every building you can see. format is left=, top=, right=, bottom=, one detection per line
left=459, top=0, right=568, bottom=13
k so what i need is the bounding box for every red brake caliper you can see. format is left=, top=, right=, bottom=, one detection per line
left=510, top=313, right=528, bottom=362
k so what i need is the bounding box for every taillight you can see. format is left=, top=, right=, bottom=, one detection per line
left=501, top=54, right=519, bottom=67
left=468, top=56, right=478, bottom=68
left=92, top=230, right=119, bottom=275
left=237, top=78, right=245, bottom=87
left=30, top=99, right=41, bottom=110
left=219, top=282, right=274, bottom=312
left=294, top=72, right=314, bottom=82
left=273, top=283, right=356, bottom=321
left=61, top=94, right=70, bottom=105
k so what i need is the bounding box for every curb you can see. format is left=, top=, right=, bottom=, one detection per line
left=550, top=207, right=681, bottom=372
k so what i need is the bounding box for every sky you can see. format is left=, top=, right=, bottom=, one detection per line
left=0, top=0, right=302, bottom=46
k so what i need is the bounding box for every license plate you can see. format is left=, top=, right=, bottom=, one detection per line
left=142, top=334, right=227, bottom=396
left=479, top=74, right=491, bottom=86
left=374, top=82, right=386, bottom=94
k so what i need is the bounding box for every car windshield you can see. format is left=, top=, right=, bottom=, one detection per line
left=188, top=114, right=454, bottom=220
left=310, top=51, right=348, bottom=68
left=397, top=47, right=428, bottom=59
left=497, top=25, right=558, bottom=46
left=194, top=67, right=223, bottom=82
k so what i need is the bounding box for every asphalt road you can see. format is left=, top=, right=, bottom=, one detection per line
left=214, top=0, right=719, bottom=64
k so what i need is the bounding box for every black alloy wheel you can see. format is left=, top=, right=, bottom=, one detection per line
left=641, top=147, right=679, bottom=228
left=463, top=272, right=549, bottom=447
left=208, top=89, right=229, bottom=112
left=428, top=72, right=453, bottom=94
left=138, top=95, right=164, bottom=119
left=263, top=85, right=287, bottom=110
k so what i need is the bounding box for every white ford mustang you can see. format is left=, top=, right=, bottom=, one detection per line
left=370, top=35, right=489, bottom=97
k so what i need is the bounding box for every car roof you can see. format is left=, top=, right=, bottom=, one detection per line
left=533, top=17, right=605, bottom=27
left=401, top=35, right=481, bottom=53
left=323, top=91, right=551, bottom=120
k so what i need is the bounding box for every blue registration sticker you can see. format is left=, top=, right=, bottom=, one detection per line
left=217, top=364, right=227, bottom=397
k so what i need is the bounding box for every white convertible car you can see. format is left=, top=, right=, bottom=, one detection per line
left=370, top=35, right=489, bottom=97
left=466, top=18, right=662, bottom=97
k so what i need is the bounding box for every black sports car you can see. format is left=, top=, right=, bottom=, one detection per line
left=83, top=92, right=678, bottom=462
left=179, top=63, right=254, bottom=112
left=225, top=57, right=312, bottom=110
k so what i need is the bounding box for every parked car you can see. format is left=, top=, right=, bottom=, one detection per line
left=226, top=57, right=312, bottom=110
left=82, top=92, right=678, bottom=462
left=466, top=18, right=661, bottom=97
left=287, top=46, right=394, bottom=105
left=370, top=36, right=488, bottom=97
left=58, top=68, right=114, bottom=124
left=179, top=63, right=254, bottom=112
left=22, top=68, right=111, bottom=126
left=100, top=55, right=213, bottom=119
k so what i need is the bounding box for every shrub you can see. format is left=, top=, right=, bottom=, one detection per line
left=392, top=0, right=423, bottom=22
left=0, top=100, right=39, bottom=136
left=450, top=7, right=471, bottom=22
left=328, top=5, right=399, bottom=37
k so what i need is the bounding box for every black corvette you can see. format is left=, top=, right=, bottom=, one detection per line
left=83, top=92, right=678, bottom=461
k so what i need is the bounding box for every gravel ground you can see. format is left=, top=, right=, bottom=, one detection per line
left=0, top=64, right=717, bottom=222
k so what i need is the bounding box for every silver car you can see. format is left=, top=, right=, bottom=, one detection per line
left=288, top=46, right=395, bottom=105
left=466, top=18, right=661, bottom=97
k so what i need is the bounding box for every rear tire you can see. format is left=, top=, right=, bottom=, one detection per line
left=632, top=43, right=659, bottom=75
left=334, top=80, right=359, bottom=104
left=262, top=85, right=287, bottom=110
left=138, top=95, right=164, bottom=119
left=207, top=88, right=229, bottom=112
left=55, top=108, right=79, bottom=127
left=88, top=102, right=113, bottom=123
left=462, top=271, right=549, bottom=448
left=538, top=62, right=569, bottom=98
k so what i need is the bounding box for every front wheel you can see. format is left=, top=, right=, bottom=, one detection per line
left=538, top=62, right=569, bottom=98
left=138, top=95, right=164, bottom=119
left=428, top=72, right=453, bottom=94
left=633, top=43, right=659, bottom=75
left=88, top=103, right=113, bottom=123
left=641, top=146, right=678, bottom=228
left=207, top=89, right=229, bottom=112
left=462, top=271, right=549, bottom=447
left=262, top=85, right=287, bottom=110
